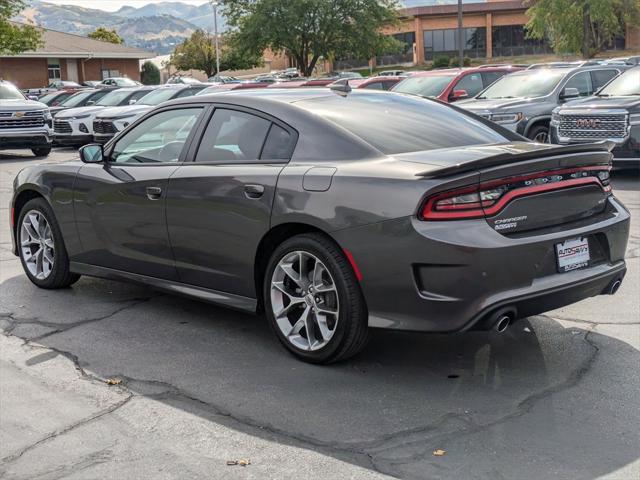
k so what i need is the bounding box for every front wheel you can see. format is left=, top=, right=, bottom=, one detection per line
left=17, top=198, right=80, bottom=289
left=264, top=233, right=369, bottom=364
left=31, top=146, right=52, bottom=157
left=527, top=124, right=550, bottom=143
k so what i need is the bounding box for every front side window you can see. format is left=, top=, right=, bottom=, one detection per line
left=454, top=73, right=483, bottom=97
left=564, top=71, right=593, bottom=97
left=112, top=108, right=203, bottom=164
left=195, top=109, right=272, bottom=163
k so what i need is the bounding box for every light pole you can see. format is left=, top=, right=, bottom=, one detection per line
left=457, top=0, right=464, bottom=68
left=209, top=1, right=220, bottom=77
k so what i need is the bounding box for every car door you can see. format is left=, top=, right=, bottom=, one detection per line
left=73, top=106, right=205, bottom=279
left=166, top=105, right=297, bottom=298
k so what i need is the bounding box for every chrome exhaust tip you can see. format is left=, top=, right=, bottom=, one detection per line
left=608, top=279, right=622, bottom=295
left=494, top=315, right=511, bottom=333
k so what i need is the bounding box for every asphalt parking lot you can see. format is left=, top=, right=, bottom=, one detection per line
left=0, top=148, right=638, bottom=480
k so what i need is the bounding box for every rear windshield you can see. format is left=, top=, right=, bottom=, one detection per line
left=297, top=92, right=507, bottom=154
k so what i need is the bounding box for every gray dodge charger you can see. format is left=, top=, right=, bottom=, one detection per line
left=10, top=89, right=630, bottom=363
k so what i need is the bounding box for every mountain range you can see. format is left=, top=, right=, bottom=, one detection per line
left=13, top=1, right=225, bottom=55
left=12, top=1, right=482, bottom=55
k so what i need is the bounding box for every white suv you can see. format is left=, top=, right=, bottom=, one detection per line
left=0, top=81, right=52, bottom=157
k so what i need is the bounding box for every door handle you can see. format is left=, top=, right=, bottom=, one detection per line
left=146, top=186, right=162, bottom=200
left=244, top=184, right=265, bottom=199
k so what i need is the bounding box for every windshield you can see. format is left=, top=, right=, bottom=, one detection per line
left=38, top=92, right=63, bottom=104
left=599, top=69, right=640, bottom=96
left=393, top=75, right=456, bottom=97
left=0, top=84, right=25, bottom=100
left=478, top=70, right=566, bottom=99
left=96, top=90, right=136, bottom=106
left=61, top=90, right=99, bottom=107
left=137, top=88, right=179, bottom=105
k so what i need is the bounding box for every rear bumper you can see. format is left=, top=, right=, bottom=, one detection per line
left=333, top=196, right=630, bottom=332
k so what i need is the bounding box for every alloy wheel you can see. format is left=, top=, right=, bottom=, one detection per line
left=20, top=210, right=55, bottom=280
left=534, top=130, right=549, bottom=143
left=270, top=250, right=339, bottom=351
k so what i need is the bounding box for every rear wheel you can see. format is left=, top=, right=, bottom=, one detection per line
left=527, top=124, right=549, bottom=143
left=264, top=233, right=369, bottom=364
left=31, top=146, right=52, bottom=157
left=18, top=198, right=80, bottom=289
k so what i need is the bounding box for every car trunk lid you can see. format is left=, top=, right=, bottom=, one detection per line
left=413, top=142, right=613, bottom=233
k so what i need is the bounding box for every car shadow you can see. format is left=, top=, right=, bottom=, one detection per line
left=1, top=273, right=638, bottom=479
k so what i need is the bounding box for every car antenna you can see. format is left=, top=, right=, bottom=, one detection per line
left=330, top=82, right=352, bottom=95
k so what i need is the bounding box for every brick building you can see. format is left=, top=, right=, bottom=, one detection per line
left=339, top=0, right=640, bottom=69
left=0, top=26, right=154, bottom=89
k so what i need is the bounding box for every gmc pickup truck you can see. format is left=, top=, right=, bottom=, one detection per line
left=0, top=80, right=53, bottom=157
left=551, top=67, right=639, bottom=169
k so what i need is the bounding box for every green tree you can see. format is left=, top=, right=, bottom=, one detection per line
left=169, top=29, right=261, bottom=77
left=88, top=27, right=124, bottom=44
left=526, top=0, right=640, bottom=58
left=140, top=61, right=161, bottom=85
left=223, top=0, right=401, bottom=77
left=0, top=0, right=42, bottom=55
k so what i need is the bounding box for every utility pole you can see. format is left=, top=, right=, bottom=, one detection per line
left=210, top=1, right=220, bottom=77
left=457, top=0, right=464, bottom=67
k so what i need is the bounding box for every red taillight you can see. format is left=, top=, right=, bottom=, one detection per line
left=420, top=166, right=611, bottom=221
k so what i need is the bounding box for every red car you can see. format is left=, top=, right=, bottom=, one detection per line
left=392, top=66, right=522, bottom=103
left=329, top=76, right=403, bottom=90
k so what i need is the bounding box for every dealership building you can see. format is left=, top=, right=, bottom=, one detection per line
left=0, top=26, right=154, bottom=89
left=350, top=0, right=640, bottom=68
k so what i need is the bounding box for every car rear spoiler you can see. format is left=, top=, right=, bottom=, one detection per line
left=416, top=141, right=615, bottom=179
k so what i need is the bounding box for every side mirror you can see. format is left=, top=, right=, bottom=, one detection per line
left=450, top=89, right=469, bottom=101
left=560, top=87, right=580, bottom=100
left=129, top=99, right=137, bottom=105
left=86, top=100, right=95, bottom=106
left=79, top=144, right=104, bottom=163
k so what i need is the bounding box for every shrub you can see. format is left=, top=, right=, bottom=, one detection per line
left=449, top=56, right=472, bottom=67
left=432, top=55, right=451, bottom=69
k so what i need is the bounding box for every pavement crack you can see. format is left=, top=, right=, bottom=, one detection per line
left=0, top=396, right=132, bottom=468
left=0, top=296, right=156, bottom=341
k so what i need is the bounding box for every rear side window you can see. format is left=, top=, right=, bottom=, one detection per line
left=591, top=69, right=619, bottom=90
left=298, top=93, right=508, bottom=155
left=196, top=108, right=272, bottom=163
left=261, top=124, right=295, bottom=160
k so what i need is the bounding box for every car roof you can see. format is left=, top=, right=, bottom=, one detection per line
left=411, top=66, right=519, bottom=77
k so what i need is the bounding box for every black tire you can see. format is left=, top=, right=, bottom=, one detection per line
left=264, top=233, right=370, bottom=364
left=527, top=124, right=549, bottom=143
left=31, top=146, right=52, bottom=157
left=17, top=198, right=80, bottom=289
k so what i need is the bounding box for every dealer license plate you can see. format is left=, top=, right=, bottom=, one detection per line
left=556, top=237, right=590, bottom=273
